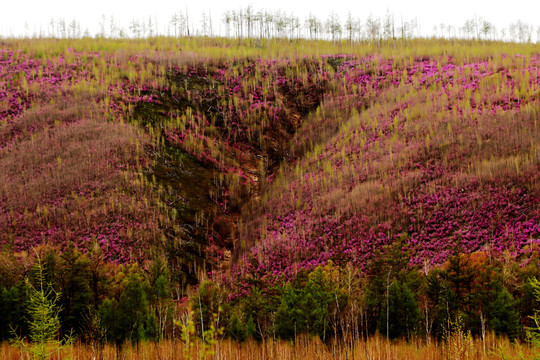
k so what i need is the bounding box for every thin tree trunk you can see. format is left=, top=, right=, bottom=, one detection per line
left=386, top=268, right=392, bottom=339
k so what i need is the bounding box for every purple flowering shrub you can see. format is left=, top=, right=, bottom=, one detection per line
left=0, top=49, right=162, bottom=263
left=1, top=45, right=538, bottom=279
left=233, top=55, right=540, bottom=286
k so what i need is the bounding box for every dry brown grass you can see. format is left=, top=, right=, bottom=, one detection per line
left=1, top=115, right=134, bottom=212
left=1, top=334, right=538, bottom=360
left=0, top=90, right=161, bottom=260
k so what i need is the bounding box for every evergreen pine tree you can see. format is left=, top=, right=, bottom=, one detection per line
left=526, top=277, right=540, bottom=352
left=488, top=287, right=520, bottom=341
left=11, top=254, right=74, bottom=360
left=0, top=285, right=24, bottom=340
left=377, top=281, right=420, bottom=339
left=99, top=270, right=155, bottom=345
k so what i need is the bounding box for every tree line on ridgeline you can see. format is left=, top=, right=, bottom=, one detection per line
left=14, top=8, right=540, bottom=43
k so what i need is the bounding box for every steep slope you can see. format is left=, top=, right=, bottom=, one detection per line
left=236, top=55, right=540, bottom=281
left=0, top=50, right=163, bottom=263
left=1, top=42, right=538, bottom=289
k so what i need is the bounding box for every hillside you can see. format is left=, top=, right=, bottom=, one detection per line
left=2, top=40, right=538, bottom=275
left=0, top=38, right=539, bottom=356
left=240, top=54, right=540, bottom=280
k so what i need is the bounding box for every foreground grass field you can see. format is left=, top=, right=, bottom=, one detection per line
left=1, top=335, right=538, bottom=360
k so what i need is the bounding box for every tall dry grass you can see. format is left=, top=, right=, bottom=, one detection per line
left=0, top=90, right=161, bottom=261
left=1, top=334, right=537, bottom=360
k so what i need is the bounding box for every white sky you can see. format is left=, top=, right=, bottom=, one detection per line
left=1, top=0, right=539, bottom=38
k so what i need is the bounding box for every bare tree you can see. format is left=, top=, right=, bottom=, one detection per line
left=98, top=14, right=107, bottom=38
left=462, top=18, right=475, bottom=39
left=325, top=12, right=342, bottom=43
left=68, top=19, right=81, bottom=38
left=263, top=11, right=273, bottom=38
left=439, top=24, right=445, bottom=39
left=129, top=19, right=140, bottom=38
left=229, top=10, right=237, bottom=38
left=500, top=28, right=507, bottom=41
left=383, top=11, right=395, bottom=40
left=179, top=12, right=188, bottom=37
left=305, top=14, right=322, bottom=40
left=170, top=13, right=179, bottom=37
left=510, top=20, right=532, bottom=43
left=208, top=10, right=213, bottom=37
left=245, top=6, right=254, bottom=38
left=238, top=9, right=244, bottom=39
left=354, top=18, right=363, bottom=41
left=275, top=11, right=287, bottom=38
left=474, top=16, right=481, bottom=39
left=48, top=18, right=56, bottom=38
left=366, top=15, right=380, bottom=44
left=201, top=11, right=209, bottom=37
left=140, top=18, right=147, bottom=37
left=57, top=18, right=66, bottom=38
left=288, top=14, right=300, bottom=39
left=111, top=16, right=122, bottom=38
left=480, top=20, right=493, bottom=41
left=222, top=11, right=230, bottom=38
left=148, top=16, right=155, bottom=37
left=386, top=268, right=392, bottom=339
left=185, top=8, right=191, bottom=37
left=344, top=11, right=355, bottom=43
left=255, top=10, right=264, bottom=39
left=446, top=24, right=455, bottom=39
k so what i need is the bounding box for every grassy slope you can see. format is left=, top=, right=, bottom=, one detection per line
left=241, top=55, right=540, bottom=281
left=0, top=38, right=539, bottom=284
left=0, top=48, right=162, bottom=263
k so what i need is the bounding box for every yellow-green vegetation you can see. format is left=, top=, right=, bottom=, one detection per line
left=1, top=37, right=539, bottom=359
